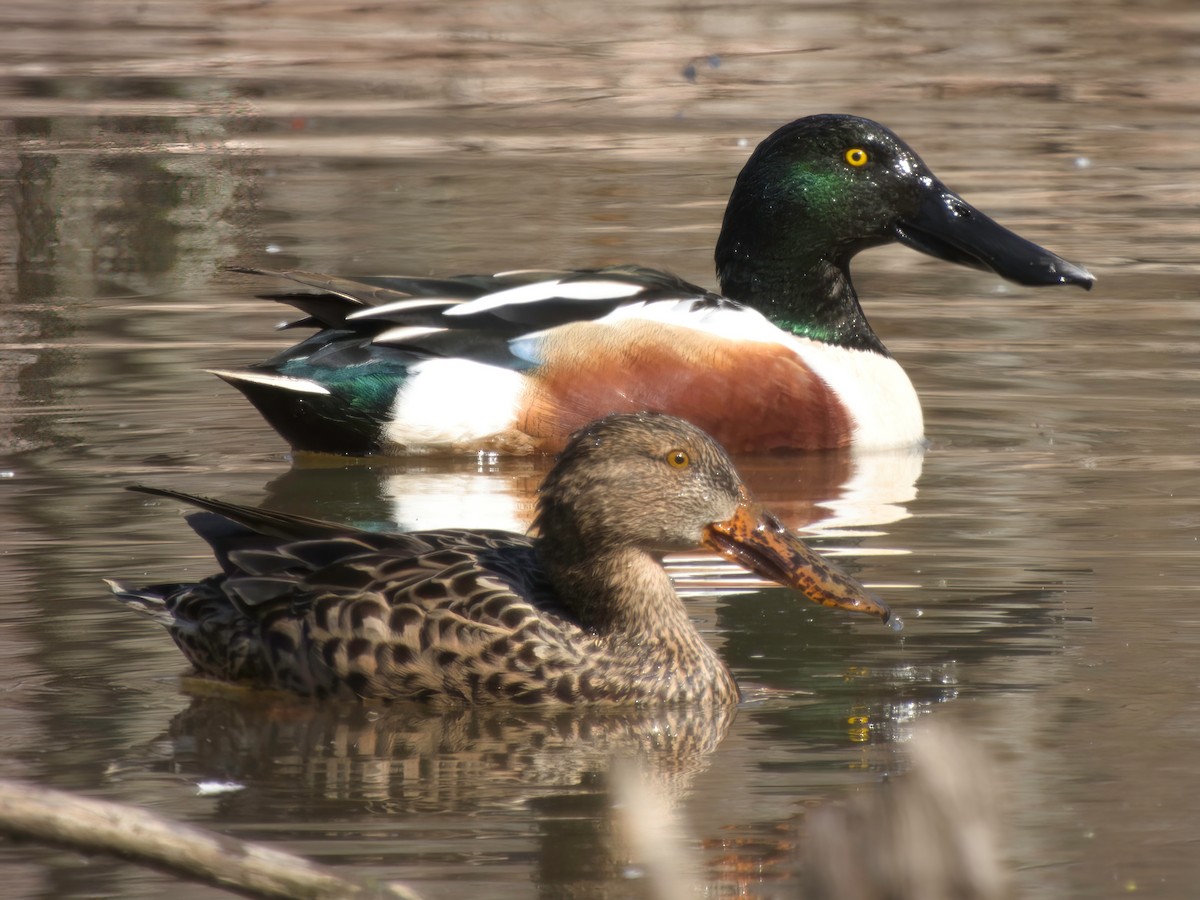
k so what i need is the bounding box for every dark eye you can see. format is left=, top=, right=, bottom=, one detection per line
left=666, top=449, right=690, bottom=469
left=844, top=147, right=869, bottom=167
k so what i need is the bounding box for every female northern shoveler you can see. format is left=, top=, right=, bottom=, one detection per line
left=108, top=413, right=891, bottom=706
left=213, top=114, right=1093, bottom=456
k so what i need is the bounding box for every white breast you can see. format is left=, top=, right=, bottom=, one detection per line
left=793, top=339, right=925, bottom=450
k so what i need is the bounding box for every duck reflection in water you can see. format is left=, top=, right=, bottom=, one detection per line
left=121, top=691, right=730, bottom=897
left=120, top=690, right=1002, bottom=898
left=142, top=694, right=737, bottom=818
left=262, top=439, right=925, bottom=539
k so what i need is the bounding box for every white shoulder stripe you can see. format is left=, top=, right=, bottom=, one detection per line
left=492, top=268, right=549, bottom=277
left=347, top=297, right=459, bottom=319
left=374, top=325, right=447, bottom=344
left=550, top=280, right=646, bottom=301
left=446, top=278, right=643, bottom=316
left=207, top=369, right=331, bottom=395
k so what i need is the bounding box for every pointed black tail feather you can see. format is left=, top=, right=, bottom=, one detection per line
left=227, top=266, right=368, bottom=328
left=127, top=485, right=363, bottom=542
left=203, top=372, right=391, bottom=455
left=105, top=578, right=176, bottom=625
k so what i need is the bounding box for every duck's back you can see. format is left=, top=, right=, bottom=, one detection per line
left=132, top=517, right=606, bottom=704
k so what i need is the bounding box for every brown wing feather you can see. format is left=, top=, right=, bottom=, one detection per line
left=159, top=534, right=616, bottom=705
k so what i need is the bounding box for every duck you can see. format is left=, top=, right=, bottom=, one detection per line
left=108, top=413, right=891, bottom=706
left=213, top=114, right=1094, bottom=456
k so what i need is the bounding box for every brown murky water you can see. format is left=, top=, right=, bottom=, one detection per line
left=2, top=1, right=1200, bottom=897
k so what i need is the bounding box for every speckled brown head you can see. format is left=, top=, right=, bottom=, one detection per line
left=534, top=412, right=890, bottom=623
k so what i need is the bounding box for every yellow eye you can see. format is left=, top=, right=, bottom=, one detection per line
left=666, top=449, right=690, bottom=469
left=844, top=147, right=869, bottom=167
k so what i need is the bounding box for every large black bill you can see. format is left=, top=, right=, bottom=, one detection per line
left=893, top=184, right=1094, bottom=290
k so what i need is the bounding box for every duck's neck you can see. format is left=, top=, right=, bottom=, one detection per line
left=541, top=542, right=699, bottom=638
left=715, top=218, right=888, bottom=357
left=540, top=544, right=736, bottom=701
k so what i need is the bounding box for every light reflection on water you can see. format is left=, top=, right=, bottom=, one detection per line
left=3, top=1, right=1200, bottom=897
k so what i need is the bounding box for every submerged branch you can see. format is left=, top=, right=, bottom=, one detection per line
left=0, top=779, right=424, bottom=900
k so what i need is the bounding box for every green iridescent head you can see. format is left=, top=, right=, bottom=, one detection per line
left=714, top=113, right=1093, bottom=349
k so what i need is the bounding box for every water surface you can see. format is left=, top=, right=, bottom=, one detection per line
left=2, top=1, right=1200, bottom=897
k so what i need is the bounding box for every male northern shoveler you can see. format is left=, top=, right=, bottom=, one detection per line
left=213, top=114, right=1093, bottom=456
left=108, top=413, right=891, bottom=706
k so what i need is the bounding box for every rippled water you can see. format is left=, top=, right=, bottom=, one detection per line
left=3, top=1, right=1200, bottom=897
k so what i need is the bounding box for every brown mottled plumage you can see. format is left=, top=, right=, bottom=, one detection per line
left=109, top=413, right=890, bottom=706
